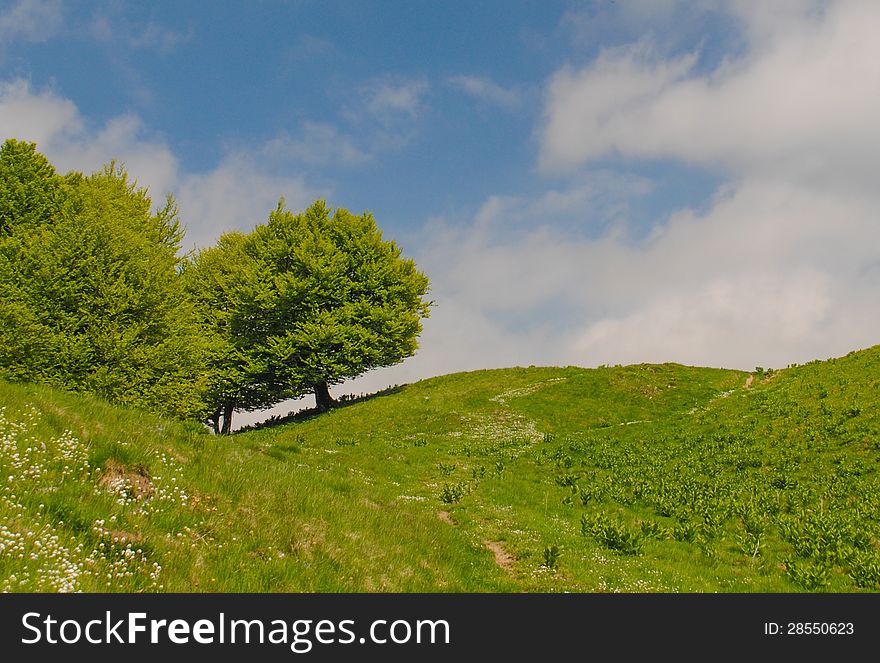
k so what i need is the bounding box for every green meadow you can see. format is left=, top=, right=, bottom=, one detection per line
left=2, top=345, right=879, bottom=592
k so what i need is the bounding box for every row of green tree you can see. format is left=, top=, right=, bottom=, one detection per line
left=0, top=139, right=431, bottom=432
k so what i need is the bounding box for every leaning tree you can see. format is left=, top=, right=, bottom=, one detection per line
left=185, top=199, right=431, bottom=431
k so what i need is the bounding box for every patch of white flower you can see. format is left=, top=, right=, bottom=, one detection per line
left=460, top=412, right=543, bottom=446
left=0, top=403, right=168, bottom=592
left=0, top=499, right=84, bottom=592
left=140, top=452, right=190, bottom=513
left=489, top=377, right=568, bottom=405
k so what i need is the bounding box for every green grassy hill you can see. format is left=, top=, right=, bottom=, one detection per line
left=2, top=347, right=879, bottom=592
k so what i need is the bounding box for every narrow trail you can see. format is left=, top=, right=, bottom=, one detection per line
left=485, top=541, right=515, bottom=573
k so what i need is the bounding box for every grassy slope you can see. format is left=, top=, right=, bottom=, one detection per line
left=1, top=347, right=878, bottom=592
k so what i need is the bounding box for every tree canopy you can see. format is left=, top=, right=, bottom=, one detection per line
left=0, top=139, right=211, bottom=419
left=185, top=199, right=431, bottom=430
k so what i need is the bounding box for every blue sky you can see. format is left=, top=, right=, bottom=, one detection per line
left=3, top=1, right=880, bottom=425
left=0, top=1, right=727, bottom=242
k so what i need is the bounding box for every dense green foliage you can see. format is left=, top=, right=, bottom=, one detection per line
left=0, top=140, right=209, bottom=418
left=184, top=199, right=431, bottom=430
left=2, top=346, right=878, bottom=592
left=1, top=142, right=429, bottom=428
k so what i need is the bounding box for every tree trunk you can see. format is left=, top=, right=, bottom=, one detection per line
left=220, top=400, right=235, bottom=435
left=314, top=381, right=336, bottom=413
left=207, top=407, right=221, bottom=435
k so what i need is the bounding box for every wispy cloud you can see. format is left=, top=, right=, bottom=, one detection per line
left=448, top=74, right=523, bottom=109
left=89, top=8, right=191, bottom=56
left=358, top=76, right=429, bottom=124
left=559, top=0, right=731, bottom=56
left=129, top=21, right=193, bottom=55
left=261, top=122, right=369, bottom=167
left=288, top=33, right=335, bottom=61
left=338, top=75, right=430, bottom=152
left=0, top=0, right=63, bottom=43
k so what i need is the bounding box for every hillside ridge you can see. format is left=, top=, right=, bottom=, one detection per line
left=1, top=345, right=878, bottom=592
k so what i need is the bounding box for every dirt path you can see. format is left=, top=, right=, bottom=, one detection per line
left=436, top=511, right=514, bottom=572
left=437, top=510, right=455, bottom=525
left=485, top=541, right=515, bottom=573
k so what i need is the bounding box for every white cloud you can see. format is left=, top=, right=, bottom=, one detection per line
left=449, top=0, right=877, bottom=375
left=0, top=79, right=320, bottom=250
left=355, top=76, right=429, bottom=126
left=448, top=75, right=523, bottom=109
left=572, top=270, right=835, bottom=370
left=262, top=122, right=369, bottom=167
left=728, top=1, right=828, bottom=45
left=393, top=171, right=880, bottom=379
left=0, top=79, right=177, bottom=199
left=540, top=44, right=698, bottom=171
left=0, top=79, right=80, bottom=145
left=297, top=156, right=880, bottom=405
left=63, top=115, right=179, bottom=201
left=541, top=0, right=880, bottom=180
left=0, top=0, right=62, bottom=43
left=176, top=151, right=319, bottom=250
